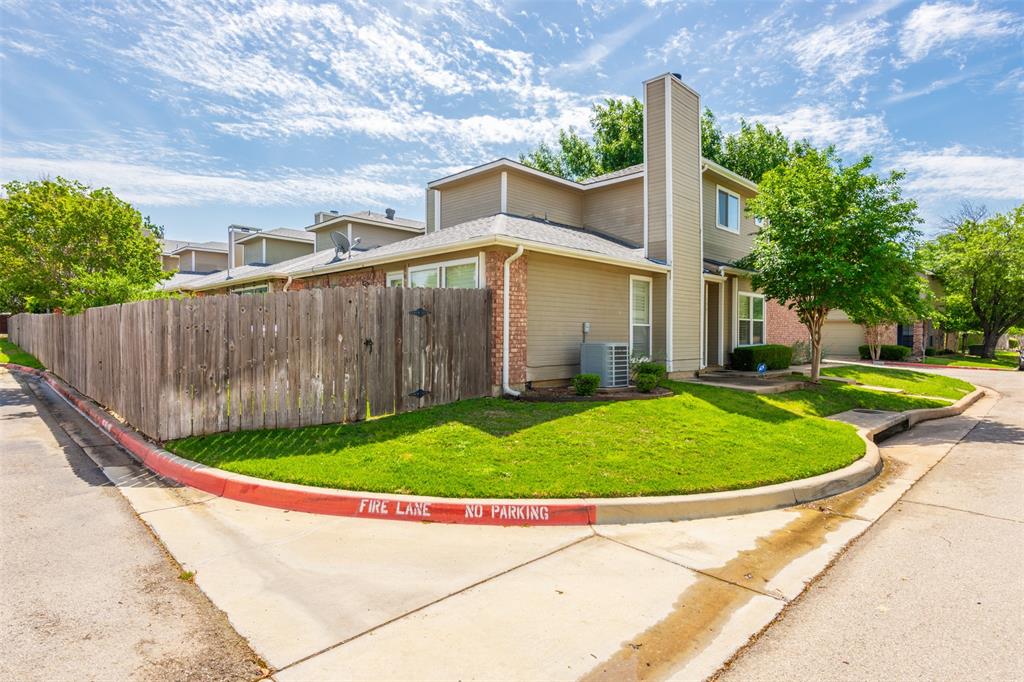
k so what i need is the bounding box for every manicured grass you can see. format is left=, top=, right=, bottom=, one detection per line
left=921, top=351, right=1018, bottom=371
left=0, top=335, right=44, bottom=370
left=821, top=364, right=974, bottom=400
left=167, top=380, right=946, bottom=499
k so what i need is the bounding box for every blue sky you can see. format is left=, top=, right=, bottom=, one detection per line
left=1, top=0, right=1021, bottom=243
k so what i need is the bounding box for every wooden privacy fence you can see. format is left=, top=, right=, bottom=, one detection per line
left=9, top=287, right=492, bottom=441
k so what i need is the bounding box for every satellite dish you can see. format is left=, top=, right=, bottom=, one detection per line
left=330, top=231, right=360, bottom=262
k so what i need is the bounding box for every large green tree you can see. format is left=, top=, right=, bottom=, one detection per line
left=739, top=148, right=922, bottom=381
left=0, top=177, right=171, bottom=314
left=521, top=100, right=796, bottom=184
left=923, top=205, right=1024, bottom=358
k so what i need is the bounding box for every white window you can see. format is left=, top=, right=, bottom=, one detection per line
left=629, top=276, right=652, bottom=358
left=386, top=271, right=404, bottom=287
left=753, top=215, right=766, bottom=228
left=737, top=293, right=765, bottom=346
left=407, top=257, right=479, bottom=289
left=717, top=187, right=741, bottom=233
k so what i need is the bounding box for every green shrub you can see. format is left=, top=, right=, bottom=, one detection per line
left=571, top=373, right=600, bottom=396
left=968, top=344, right=986, bottom=356
left=1010, top=338, right=1019, bottom=349
left=925, top=347, right=936, bottom=356
left=631, top=361, right=666, bottom=380
left=634, top=373, right=659, bottom=393
left=858, top=344, right=912, bottom=361
left=730, top=344, right=793, bottom=371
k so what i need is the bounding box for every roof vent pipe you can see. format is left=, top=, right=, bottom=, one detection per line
left=385, top=208, right=396, bottom=220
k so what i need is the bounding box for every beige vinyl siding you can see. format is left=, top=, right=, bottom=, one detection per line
left=526, top=252, right=665, bottom=382
left=506, top=170, right=583, bottom=226
left=313, top=221, right=419, bottom=251
left=440, top=172, right=501, bottom=228
left=645, top=79, right=667, bottom=262
left=425, top=189, right=436, bottom=232
left=265, top=239, right=314, bottom=263
left=702, top=175, right=757, bottom=264
left=242, top=241, right=263, bottom=265
left=161, top=254, right=179, bottom=271
left=582, top=178, right=644, bottom=245
left=179, top=249, right=228, bottom=273
left=668, top=78, right=703, bottom=372
left=822, top=311, right=866, bottom=357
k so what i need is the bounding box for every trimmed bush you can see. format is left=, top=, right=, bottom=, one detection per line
left=1010, top=339, right=1019, bottom=349
left=730, top=344, right=793, bottom=371
left=634, top=373, right=659, bottom=393
left=968, top=344, right=986, bottom=356
left=858, top=344, right=912, bottom=361
left=925, top=347, right=936, bottom=356
left=632, top=361, right=666, bottom=380
left=571, top=373, right=600, bottom=396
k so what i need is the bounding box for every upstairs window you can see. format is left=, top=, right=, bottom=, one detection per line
left=717, top=187, right=741, bottom=233
left=737, top=293, right=765, bottom=346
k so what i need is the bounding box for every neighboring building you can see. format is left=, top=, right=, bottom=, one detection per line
left=234, top=228, right=315, bottom=266
left=306, top=209, right=425, bottom=251
left=169, top=241, right=235, bottom=274
left=159, top=239, right=190, bottom=272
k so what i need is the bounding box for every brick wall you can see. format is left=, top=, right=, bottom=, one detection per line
left=485, top=249, right=527, bottom=390
left=287, top=269, right=385, bottom=290
left=765, top=299, right=809, bottom=346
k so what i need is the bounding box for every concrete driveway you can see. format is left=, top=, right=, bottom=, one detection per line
left=2, top=365, right=1020, bottom=680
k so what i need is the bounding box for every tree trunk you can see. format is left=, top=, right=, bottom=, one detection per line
left=808, top=314, right=824, bottom=382
left=981, top=330, right=1001, bottom=359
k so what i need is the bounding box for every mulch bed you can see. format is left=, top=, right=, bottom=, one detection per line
left=517, top=385, right=673, bottom=402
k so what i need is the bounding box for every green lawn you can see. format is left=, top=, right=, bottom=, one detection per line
left=167, top=380, right=948, bottom=499
left=0, top=335, right=44, bottom=370
left=921, top=351, right=1018, bottom=371
left=821, top=365, right=974, bottom=400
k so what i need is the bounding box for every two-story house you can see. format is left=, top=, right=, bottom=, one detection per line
left=168, top=73, right=813, bottom=392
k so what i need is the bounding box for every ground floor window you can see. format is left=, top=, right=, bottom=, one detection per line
left=407, top=257, right=479, bottom=289
left=630, top=275, right=652, bottom=358
left=737, top=293, right=764, bottom=345
left=386, top=271, right=404, bottom=287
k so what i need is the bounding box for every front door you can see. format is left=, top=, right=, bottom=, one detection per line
left=705, top=281, right=721, bottom=367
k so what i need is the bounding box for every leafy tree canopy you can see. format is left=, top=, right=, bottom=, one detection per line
left=738, top=147, right=922, bottom=380
left=520, top=99, right=799, bottom=184
left=0, top=177, right=171, bottom=314
left=922, top=204, right=1024, bottom=357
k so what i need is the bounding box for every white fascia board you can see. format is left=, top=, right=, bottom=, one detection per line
left=428, top=157, right=642, bottom=192
left=305, top=215, right=425, bottom=234
left=701, top=159, right=759, bottom=192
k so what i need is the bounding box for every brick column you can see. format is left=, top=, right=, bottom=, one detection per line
left=912, top=321, right=926, bottom=358
left=485, top=249, right=527, bottom=392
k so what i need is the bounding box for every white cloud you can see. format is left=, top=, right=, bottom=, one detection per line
left=899, top=2, right=1023, bottom=62
left=558, top=12, right=659, bottom=74
left=0, top=155, right=423, bottom=207
left=893, top=147, right=1024, bottom=200
left=646, top=28, right=692, bottom=62
left=746, top=105, right=891, bottom=153
left=789, top=20, right=890, bottom=88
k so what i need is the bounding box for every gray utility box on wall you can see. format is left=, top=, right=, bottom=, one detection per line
left=580, top=342, right=630, bottom=388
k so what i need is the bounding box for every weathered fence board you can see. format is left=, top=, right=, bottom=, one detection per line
left=9, top=287, right=491, bottom=441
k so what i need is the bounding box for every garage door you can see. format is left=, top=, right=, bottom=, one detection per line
left=821, top=320, right=865, bottom=357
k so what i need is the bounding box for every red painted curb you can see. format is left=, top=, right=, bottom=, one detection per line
left=3, top=363, right=596, bottom=527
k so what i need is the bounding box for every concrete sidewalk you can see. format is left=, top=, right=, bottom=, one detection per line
left=719, top=368, right=1024, bottom=681
left=0, top=371, right=265, bottom=682
left=2, top=366, right=1008, bottom=681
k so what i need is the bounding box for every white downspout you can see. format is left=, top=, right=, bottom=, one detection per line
left=502, top=245, right=525, bottom=397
